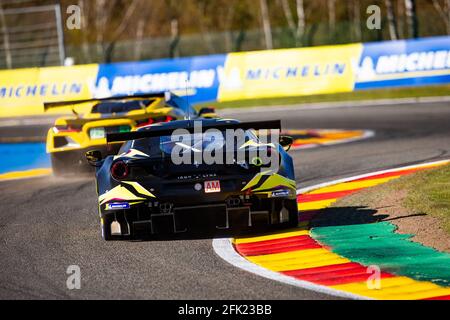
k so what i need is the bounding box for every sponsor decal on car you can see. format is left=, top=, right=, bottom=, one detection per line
left=204, top=180, right=221, bottom=193
left=177, top=173, right=217, bottom=180
left=106, top=202, right=131, bottom=210
left=270, top=189, right=291, bottom=198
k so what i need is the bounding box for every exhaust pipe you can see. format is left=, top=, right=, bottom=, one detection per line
left=111, top=220, right=122, bottom=235
left=226, top=197, right=241, bottom=207
left=279, top=201, right=289, bottom=223
left=160, top=203, right=173, bottom=214
left=110, top=212, right=132, bottom=236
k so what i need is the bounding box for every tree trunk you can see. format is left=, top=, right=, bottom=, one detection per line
left=78, top=0, right=91, bottom=62
left=280, top=0, right=296, bottom=43
left=103, top=0, right=139, bottom=62
left=233, top=29, right=246, bottom=52
left=397, top=0, right=405, bottom=38
left=95, top=0, right=106, bottom=60
left=224, top=6, right=235, bottom=53
left=385, top=0, right=399, bottom=40
left=279, top=0, right=305, bottom=46
left=0, top=0, right=12, bottom=68
left=259, top=0, right=273, bottom=49
left=327, top=0, right=336, bottom=39
left=432, top=0, right=450, bottom=35
left=404, top=0, right=419, bottom=38
left=134, top=19, right=145, bottom=61
left=448, top=0, right=450, bottom=34
left=352, top=0, right=361, bottom=41
left=169, top=18, right=180, bottom=58
left=296, top=0, right=305, bottom=45
left=196, top=2, right=215, bottom=54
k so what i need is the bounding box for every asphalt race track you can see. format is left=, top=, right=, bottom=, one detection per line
left=1, top=101, right=450, bottom=299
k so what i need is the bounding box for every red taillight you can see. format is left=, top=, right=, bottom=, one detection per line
left=54, top=125, right=82, bottom=133
left=136, top=118, right=155, bottom=128
left=111, top=161, right=129, bottom=180
left=136, top=116, right=175, bottom=128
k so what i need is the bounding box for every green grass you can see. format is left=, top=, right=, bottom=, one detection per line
left=334, top=164, right=450, bottom=235
left=196, top=84, right=450, bottom=109
left=401, top=164, right=450, bottom=234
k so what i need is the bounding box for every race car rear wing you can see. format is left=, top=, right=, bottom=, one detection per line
left=106, top=120, right=282, bottom=143
left=43, top=93, right=167, bottom=111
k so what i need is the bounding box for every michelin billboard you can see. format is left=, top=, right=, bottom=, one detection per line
left=355, top=36, right=450, bottom=89
left=0, top=65, right=99, bottom=117
left=0, top=36, right=449, bottom=117
left=93, top=54, right=226, bottom=104
left=217, top=44, right=363, bottom=101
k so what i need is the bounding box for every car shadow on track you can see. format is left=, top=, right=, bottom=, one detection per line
left=309, top=206, right=384, bottom=228
left=125, top=206, right=427, bottom=242
left=128, top=225, right=292, bottom=242
left=126, top=207, right=428, bottom=241
left=308, top=206, right=425, bottom=228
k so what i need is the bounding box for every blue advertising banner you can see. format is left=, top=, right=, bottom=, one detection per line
left=355, top=36, right=450, bottom=89
left=93, top=54, right=226, bottom=104
left=2, top=36, right=450, bottom=117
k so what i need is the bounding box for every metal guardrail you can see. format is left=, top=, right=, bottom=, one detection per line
left=0, top=4, right=65, bottom=69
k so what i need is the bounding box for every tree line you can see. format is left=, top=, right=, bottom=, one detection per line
left=1, top=0, right=449, bottom=63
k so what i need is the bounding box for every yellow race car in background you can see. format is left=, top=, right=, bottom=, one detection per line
left=45, top=92, right=216, bottom=175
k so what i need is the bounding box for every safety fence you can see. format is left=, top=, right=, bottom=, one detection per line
left=0, top=35, right=449, bottom=117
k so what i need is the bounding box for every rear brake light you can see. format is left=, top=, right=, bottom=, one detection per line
left=111, top=161, right=129, bottom=180
left=54, top=125, right=82, bottom=133
left=136, top=116, right=175, bottom=127
left=136, top=118, right=155, bottom=128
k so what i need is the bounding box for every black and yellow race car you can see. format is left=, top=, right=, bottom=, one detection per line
left=86, top=118, right=297, bottom=240
left=44, top=92, right=216, bottom=175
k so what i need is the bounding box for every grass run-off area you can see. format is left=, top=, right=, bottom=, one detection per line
left=196, top=84, right=450, bottom=109
left=400, top=164, right=450, bottom=234
left=335, top=164, right=450, bottom=235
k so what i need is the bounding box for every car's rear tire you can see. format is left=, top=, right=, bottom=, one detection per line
left=285, top=199, right=299, bottom=228
left=101, top=215, right=113, bottom=241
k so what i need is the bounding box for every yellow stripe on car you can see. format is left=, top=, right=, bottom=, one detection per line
left=99, top=185, right=147, bottom=205
left=122, top=181, right=155, bottom=198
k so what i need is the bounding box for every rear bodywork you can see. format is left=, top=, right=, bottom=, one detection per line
left=45, top=92, right=215, bottom=174
left=93, top=119, right=297, bottom=239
